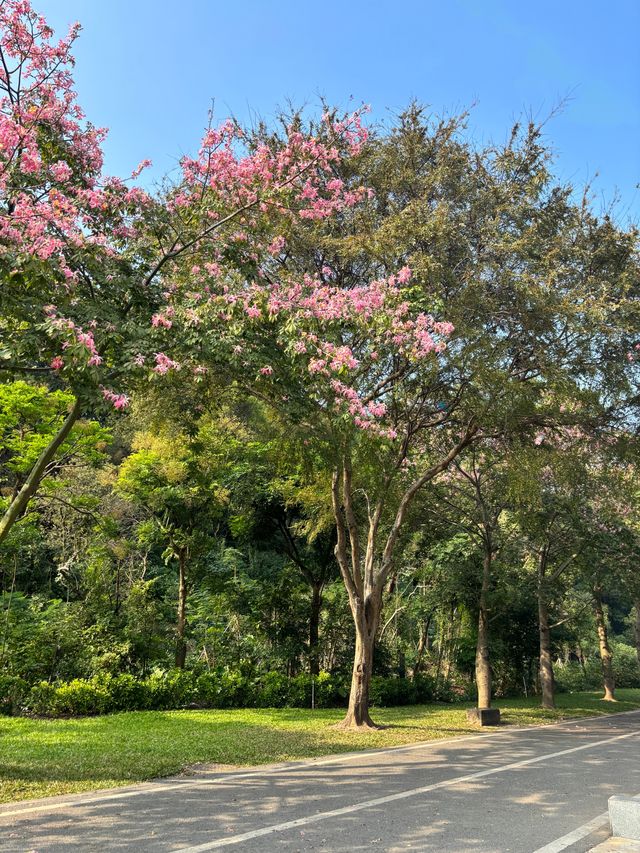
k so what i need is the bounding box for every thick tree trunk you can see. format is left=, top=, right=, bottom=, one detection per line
left=634, top=599, right=640, bottom=667
left=475, top=552, right=492, bottom=709
left=309, top=582, right=322, bottom=676
left=338, top=593, right=381, bottom=729
left=593, top=586, right=615, bottom=701
left=175, top=551, right=188, bottom=669
left=538, top=585, right=555, bottom=709
left=0, top=398, right=81, bottom=547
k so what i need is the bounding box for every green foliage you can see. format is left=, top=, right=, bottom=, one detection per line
left=555, top=643, right=640, bottom=693
left=0, top=381, right=110, bottom=478
left=2, top=669, right=457, bottom=717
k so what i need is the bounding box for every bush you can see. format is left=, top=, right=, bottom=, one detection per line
left=5, top=669, right=456, bottom=718
left=612, top=642, right=640, bottom=688
left=254, top=672, right=290, bottom=708
left=0, top=674, right=28, bottom=714
left=370, top=676, right=416, bottom=707
left=554, top=645, right=640, bottom=694
left=196, top=671, right=251, bottom=708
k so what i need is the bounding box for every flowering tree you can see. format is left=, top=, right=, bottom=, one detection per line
left=0, top=0, right=369, bottom=546
left=146, top=251, right=476, bottom=725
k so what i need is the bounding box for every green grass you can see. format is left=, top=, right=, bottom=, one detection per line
left=2, top=689, right=640, bottom=805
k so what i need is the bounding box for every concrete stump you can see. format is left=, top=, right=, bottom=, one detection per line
left=466, top=707, right=501, bottom=726
left=609, top=796, right=640, bottom=841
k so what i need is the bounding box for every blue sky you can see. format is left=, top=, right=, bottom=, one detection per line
left=40, top=0, right=640, bottom=222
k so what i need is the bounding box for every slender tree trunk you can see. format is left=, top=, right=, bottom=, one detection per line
left=338, top=592, right=381, bottom=729
left=475, top=551, right=492, bottom=709
left=593, top=585, right=615, bottom=701
left=411, top=614, right=432, bottom=679
left=634, top=599, right=640, bottom=667
left=537, top=552, right=555, bottom=709
left=175, top=550, right=188, bottom=669
left=309, top=582, right=322, bottom=676
left=538, top=585, right=555, bottom=709
left=0, top=398, right=81, bottom=547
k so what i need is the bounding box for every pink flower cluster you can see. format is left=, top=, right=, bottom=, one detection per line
left=154, top=352, right=181, bottom=374
left=330, top=380, right=396, bottom=439
left=44, top=306, right=103, bottom=367
left=174, top=106, right=371, bottom=226
left=0, top=1, right=151, bottom=278
left=100, top=387, right=129, bottom=409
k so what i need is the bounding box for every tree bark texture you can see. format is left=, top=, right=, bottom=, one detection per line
left=593, top=585, right=615, bottom=701
left=175, top=550, right=188, bottom=669
left=634, top=599, right=640, bottom=667
left=475, top=550, right=492, bottom=709
left=309, top=582, right=322, bottom=676
left=537, top=551, right=555, bottom=709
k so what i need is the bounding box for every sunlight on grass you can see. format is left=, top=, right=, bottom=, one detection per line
left=2, top=689, right=639, bottom=804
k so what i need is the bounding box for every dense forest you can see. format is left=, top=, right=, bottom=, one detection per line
left=1, top=1, right=639, bottom=728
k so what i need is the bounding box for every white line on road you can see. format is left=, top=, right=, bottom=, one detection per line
left=532, top=792, right=640, bottom=853
left=176, top=726, right=640, bottom=851
left=532, top=812, right=609, bottom=853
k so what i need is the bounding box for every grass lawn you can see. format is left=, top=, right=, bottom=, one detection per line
left=2, top=689, right=640, bottom=804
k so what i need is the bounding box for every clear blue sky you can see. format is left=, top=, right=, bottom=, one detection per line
left=40, top=0, right=640, bottom=222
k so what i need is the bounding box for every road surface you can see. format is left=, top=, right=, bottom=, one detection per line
left=2, top=709, right=640, bottom=852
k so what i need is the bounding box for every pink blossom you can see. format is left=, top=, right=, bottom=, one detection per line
left=50, top=160, right=73, bottom=182
left=50, top=356, right=64, bottom=370
left=153, top=352, right=181, bottom=374
left=397, top=266, right=412, bottom=284
left=268, top=236, right=286, bottom=255
left=130, top=158, right=152, bottom=178
left=100, top=387, right=129, bottom=410
left=151, top=313, right=173, bottom=329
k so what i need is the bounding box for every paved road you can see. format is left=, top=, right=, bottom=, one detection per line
left=2, top=710, right=640, bottom=852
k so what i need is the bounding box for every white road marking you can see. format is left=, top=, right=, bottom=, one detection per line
left=2, top=708, right=639, bottom=821
left=531, top=812, right=608, bottom=853
left=175, top=727, right=640, bottom=851
left=532, top=792, right=640, bottom=853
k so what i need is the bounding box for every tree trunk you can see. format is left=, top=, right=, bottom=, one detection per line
left=175, top=550, right=188, bottom=669
left=593, top=586, right=615, bottom=701
left=634, top=599, right=640, bottom=667
left=0, top=398, right=81, bottom=547
left=475, top=552, right=492, bottom=709
left=309, top=582, right=322, bottom=676
left=338, top=593, right=381, bottom=729
left=538, top=584, right=555, bottom=709
left=537, top=551, right=555, bottom=710
left=411, top=614, right=432, bottom=679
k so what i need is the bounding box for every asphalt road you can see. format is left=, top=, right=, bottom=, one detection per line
left=2, top=709, right=640, bottom=852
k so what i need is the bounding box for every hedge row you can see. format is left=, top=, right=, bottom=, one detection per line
left=0, top=670, right=452, bottom=718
